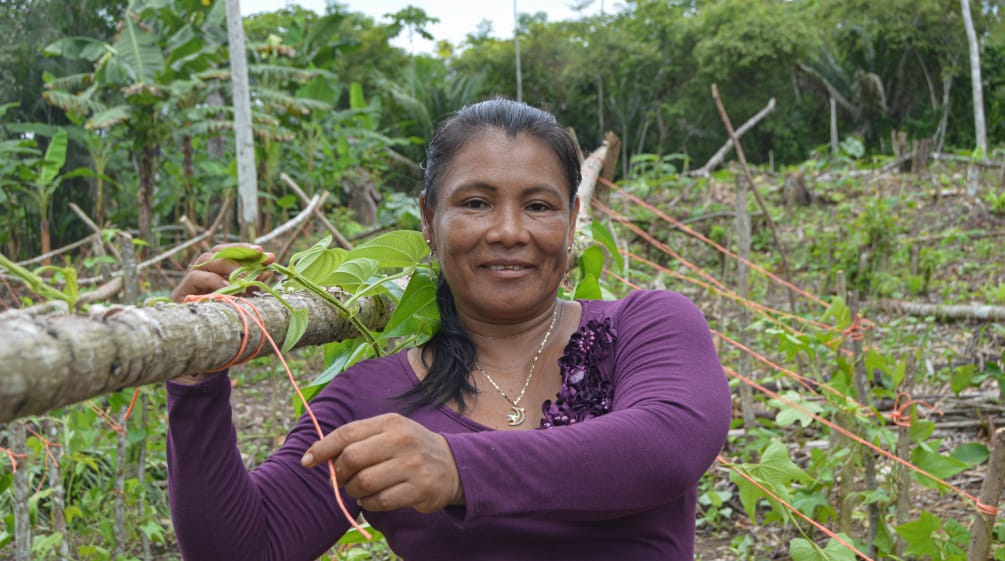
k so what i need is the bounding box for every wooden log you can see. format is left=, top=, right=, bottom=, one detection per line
left=0, top=290, right=393, bottom=423
left=874, top=299, right=1005, bottom=322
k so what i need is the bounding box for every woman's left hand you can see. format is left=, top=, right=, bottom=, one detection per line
left=300, top=413, right=465, bottom=513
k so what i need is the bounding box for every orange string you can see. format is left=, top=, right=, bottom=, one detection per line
left=889, top=392, right=944, bottom=428
left=622, top=249, right=835, bottom=337
left=717, top=455, right=876, bottom=561
left=593, top=200, right=840, bottom=338
left=600, top=177, right=830, bottom=307
left=724, top=364, right=997, bottom=516
left=1, top=446, right=28, bottom=473
left=85, top=400, right=125, bottom=433
left=183, top=293, right=371, bottom=540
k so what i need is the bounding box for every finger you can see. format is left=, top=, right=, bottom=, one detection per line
left=355, top=480, right=419, bottom=513
left=341, top=459, right=408, bottom=504
left=170, top=270, right=230, bottom=302
left=300, top=414, right=398, bottom=469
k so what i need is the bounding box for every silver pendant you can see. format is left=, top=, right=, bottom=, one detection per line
left=507, top=406, right=526, bottom=426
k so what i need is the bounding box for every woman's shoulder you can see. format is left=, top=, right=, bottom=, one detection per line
left=582, top=289, right=704, bottom=324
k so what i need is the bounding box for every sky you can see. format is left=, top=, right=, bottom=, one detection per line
left=239, top=0, right=608, bottom=54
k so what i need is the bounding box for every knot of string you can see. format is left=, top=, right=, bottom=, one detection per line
left=840, top=313, right=871, bottom=343
left=182, top=293, right=371, bottom=540
left=890, top=392, right=943, bottom=427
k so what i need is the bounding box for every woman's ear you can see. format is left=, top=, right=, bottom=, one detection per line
left=420, top=194, right=434, bottom=249
left=567, top=196, right=581, bottom=241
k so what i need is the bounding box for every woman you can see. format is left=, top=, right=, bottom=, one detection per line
left=166, top=98, right=731, bottom=560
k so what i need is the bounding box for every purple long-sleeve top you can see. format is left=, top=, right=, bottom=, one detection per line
left=166, top=290, right=731, bottom=560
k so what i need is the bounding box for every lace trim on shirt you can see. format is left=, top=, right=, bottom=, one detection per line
left=540, top=317, right=617, bottom=429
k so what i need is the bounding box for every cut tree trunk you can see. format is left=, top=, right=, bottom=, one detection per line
left=875, top=299, right=1005, bottom=322
left=0, top=291, right=393, bottom=423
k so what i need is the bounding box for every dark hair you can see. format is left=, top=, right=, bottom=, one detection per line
left=401, top=98, right=582, bottom=413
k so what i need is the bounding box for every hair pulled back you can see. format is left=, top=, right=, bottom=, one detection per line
left=401, top=98, right=582, bottom=413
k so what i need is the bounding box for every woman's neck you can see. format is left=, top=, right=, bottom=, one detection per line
left=459, top=300, right=562, bottom=367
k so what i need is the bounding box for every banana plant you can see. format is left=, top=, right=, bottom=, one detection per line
left=5, top=129, right=87, bottom=258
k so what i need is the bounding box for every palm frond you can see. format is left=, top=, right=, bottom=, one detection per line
left=42, top=90, right=105, bottom=116
left=255, top=88, right=331, bottom=115
left=44, top=73, right=95, bottom=93
left=249, top=63, right=323, bottom=84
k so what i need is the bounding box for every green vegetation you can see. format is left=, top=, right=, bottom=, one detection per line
left=1, top=0, right=1004, bottom=559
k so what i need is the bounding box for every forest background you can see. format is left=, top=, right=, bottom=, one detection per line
left=1, top=0, right=1005, bottom=560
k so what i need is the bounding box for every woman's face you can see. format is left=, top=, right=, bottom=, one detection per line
left=423, top=129, right=578, bottom=323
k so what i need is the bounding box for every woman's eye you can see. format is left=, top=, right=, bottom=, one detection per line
left=463, top=199, right=489, bottom=209
left=526, top=202, right=552, bottom=212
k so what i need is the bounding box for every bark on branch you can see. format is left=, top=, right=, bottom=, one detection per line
left=0, top=291, right=393, bottom=423
left=875, top=299, right=1005, bottom=322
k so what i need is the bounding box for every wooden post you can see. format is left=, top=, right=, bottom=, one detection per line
left=226, top=0, right=259, bottom=242
left=118, top=232, right=139, bottom=305
left=895, top=356, right=916, bottom=557
left=830, top=96, right=839, bottom=158
left=12, top=421, right=30, bottom=561
left=850, top=292, right=880, bottom=557
left=735, top=172, right=755, bottom=431
left=967, top=428, right=1005, bottom=561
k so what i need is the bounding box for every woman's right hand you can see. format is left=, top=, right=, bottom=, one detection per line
left=170, top=243, right=275, bottom=303
left=170, top=243, right=275, bottom=384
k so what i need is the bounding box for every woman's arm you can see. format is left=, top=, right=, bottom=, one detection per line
left=441, top=290, right=731, bottom=525
left=166, top=372, right=358, bottom=561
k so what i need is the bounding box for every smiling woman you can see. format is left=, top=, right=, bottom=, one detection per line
left=164, top=98, right=731, bottom=561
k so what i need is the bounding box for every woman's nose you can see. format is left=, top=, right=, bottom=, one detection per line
left=485, top=204, right=529, bottom=246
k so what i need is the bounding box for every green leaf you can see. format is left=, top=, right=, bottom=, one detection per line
left=282, top=308, right=309, bottom=353
left=86, top=105, right=133, bottom=130
left=758, top=440, right=815, bottom=486
left=770, top=391, right=822, bottom=427
left=43, top=37, right=110, bottom=61
left=895, top=511, right=942, bottom=557
left=573, top=274, right=602, bottom=300
left=950, top=363, right=976, bottom=394
left=39, top=129, right=68, bottom=187
left=209, top=246, right=267, bottom=266
left=114, top=13, right=165, bottom=84
left=950, top=442, right=988, bottom=466
left=790, top=536, right=858, bottom=561
left=378, top=268, right=439, bottom=341
left=588, top=220, right=624, bottom=273
left=348, top=230, right=428, bottom=268
left=323, top=258, right=380, bottom=292
left=911, top=444, right=969, bottom=488
left=578, top=245, right=604, bottom=278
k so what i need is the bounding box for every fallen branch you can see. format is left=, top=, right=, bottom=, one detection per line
left=874, top=299, right=1005, bottom=322
left=68, top=202, right=122, bottom=262
left=932, top=152, right=1005, bottom=168
left=254, top=194, right=323, bottom=246
left=279, top=173, right=352, bottom=250
left=16, top=235, right=98, bottom=267
left=689, top=97, right=776, bottom=177
left=0, top=290, right=393, bottom=423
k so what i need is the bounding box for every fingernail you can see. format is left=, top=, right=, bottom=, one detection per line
left=301, top=452, right=314, bottom=466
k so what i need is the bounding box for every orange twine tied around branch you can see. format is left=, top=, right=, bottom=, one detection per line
left=182, top=293, right=372, bottom=540
left=889, top=392, right=944, bottom=428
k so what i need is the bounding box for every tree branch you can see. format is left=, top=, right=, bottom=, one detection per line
left=0, top=291, right=393, bottom=422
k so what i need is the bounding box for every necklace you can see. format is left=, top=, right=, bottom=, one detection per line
left=474, top=302, right=561, bottom=426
